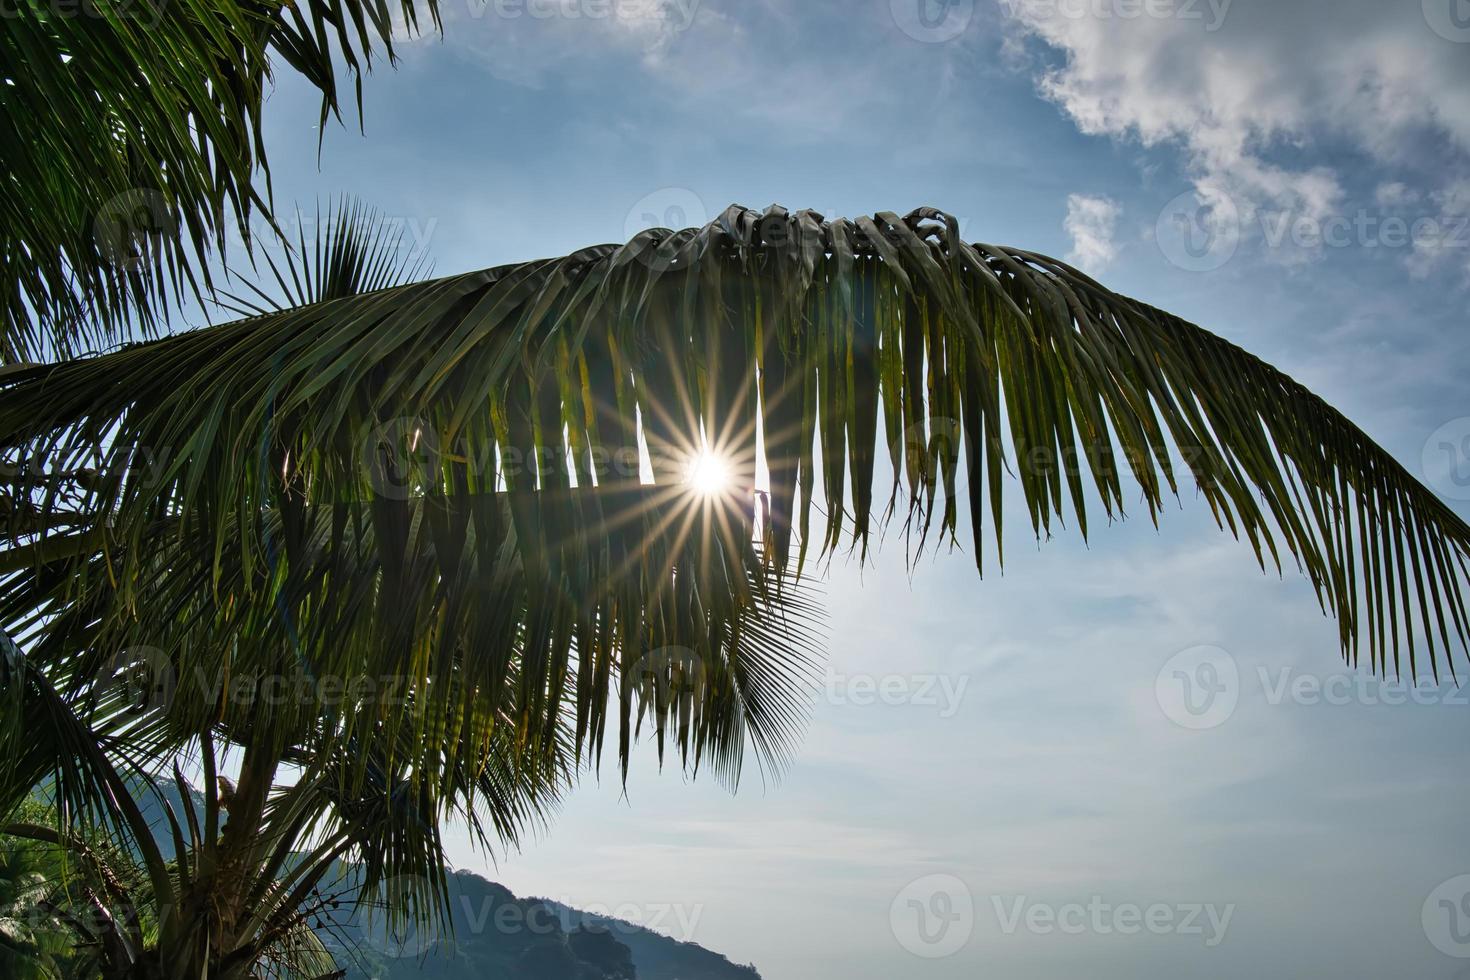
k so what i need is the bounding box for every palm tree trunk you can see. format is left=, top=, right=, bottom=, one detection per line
left=164, top=731, right=281, bottom=978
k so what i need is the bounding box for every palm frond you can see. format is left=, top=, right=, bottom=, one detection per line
left=218, top=198, right=434, bottom=317
left=0, top=485, right=825, bottom=790
left=0, top=0, right=439, bottom=362
left=4, top=196, right=826, bottom=787
left=0, top=633, right=177, bottom=933
left=2, top=205, right=1465, bottom=759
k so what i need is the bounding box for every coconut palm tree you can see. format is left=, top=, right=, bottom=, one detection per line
left=2, top=204, right=1467, bottom=974
left=0, top=204, right=822, bottom=978
left=2, top=623, right=565, bottom=980
left=1, top=0, right=439, bottom=362
left=3, top=787, right=354, bottom=979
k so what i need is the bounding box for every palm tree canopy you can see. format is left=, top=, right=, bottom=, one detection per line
left=2, top=205, right=1467, bottom=794
left=0, top=0, right=438, bottom=362
left=0, top=202, right=809, bottom=979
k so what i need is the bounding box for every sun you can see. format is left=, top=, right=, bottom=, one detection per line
left=686, top=449, right=733, bottom=497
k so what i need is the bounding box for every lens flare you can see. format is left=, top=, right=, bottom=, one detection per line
left=687, top=450, right=732, bottom=497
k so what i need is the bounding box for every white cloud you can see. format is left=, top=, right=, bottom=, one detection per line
left=1374, top=181, right=1419, bottom=208
left=1064, top=193, right=1121, bottom=272
left=1406, top=178, right=1470, bottom=281
left=393, top=1, right=953, bottom=137
left=1005, top=0, right=1470, bottom=264
left=401, top=0, right=723, bottom=87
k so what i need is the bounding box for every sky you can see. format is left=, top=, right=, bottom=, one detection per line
left=239, top=2, right=1470, bottom=977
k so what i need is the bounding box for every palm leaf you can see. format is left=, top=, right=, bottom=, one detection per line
left=2, top=204, right=1465, bottom=788
left=4, top=200, right=827, bottom=790
left=0, top=206, right=585, bottom=977
left=0, top=633, right=178, bottom=938
left=217, top=198, right=434, bottom=317
left=0, top=0, right=440, bottom=362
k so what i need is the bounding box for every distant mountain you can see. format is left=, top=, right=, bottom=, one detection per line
left=541, top=898, right=761, bottom=980
left=326, top=871, right=636, bottom=980
left=328, top=869, right=762, bottom=980
left=129, top=779, right=761, bottom=979
left=130, top=774, right=204, bottom=861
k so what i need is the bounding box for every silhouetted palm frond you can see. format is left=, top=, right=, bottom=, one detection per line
left=0, top=0, right=439, bottom=361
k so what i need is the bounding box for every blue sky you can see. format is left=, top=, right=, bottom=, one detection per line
left=244, top=2, right=1470, bottom=976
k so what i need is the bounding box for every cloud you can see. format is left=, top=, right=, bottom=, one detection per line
left=390, top=0, right=721, bottom=87
left=1004, top=0, right=1470, bottom=265
left=392, top=1, right=964, bottom=138
left=1405, top=178, right=1470, bottom=281
left=1063, top=193, right=1121, bottom=272
left=1374, top=181, right=1419, bottom=208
